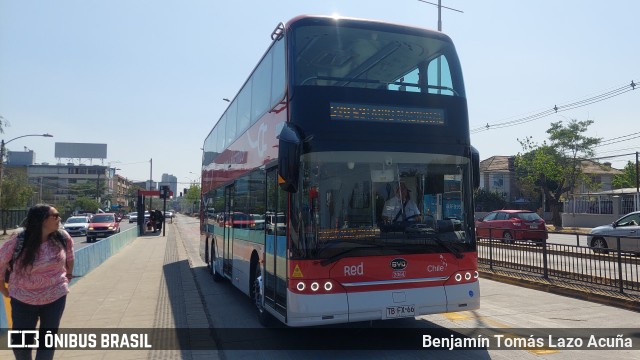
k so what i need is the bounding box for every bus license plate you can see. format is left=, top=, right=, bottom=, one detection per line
left=386, top=305, right=415, bottom=318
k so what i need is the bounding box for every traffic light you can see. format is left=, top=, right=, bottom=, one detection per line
left=161, top=185, right=170, bottom=199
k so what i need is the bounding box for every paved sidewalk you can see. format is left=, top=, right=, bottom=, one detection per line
left=1, top=219, right=218, bottom=360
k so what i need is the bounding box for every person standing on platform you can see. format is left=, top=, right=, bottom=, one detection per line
left=148, top=209, right=158, bottom=232
left=0, top=204, right=75, bottom=360
left=154, top=209, right=164, bottom=232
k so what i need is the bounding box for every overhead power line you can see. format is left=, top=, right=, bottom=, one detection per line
left=471, top=80, right=637, bottom=134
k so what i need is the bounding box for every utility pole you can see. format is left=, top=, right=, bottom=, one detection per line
left=417, top=1, right=463, bottom=94
left=149, top=158, right=153, bottom=209
left=636, top=151, right=640, bottom=211
left=417, top=0, right=463, bottom=31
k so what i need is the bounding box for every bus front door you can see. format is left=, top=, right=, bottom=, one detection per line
left=223, top=184, right=234, bottom=278
left=266, top=168, right=287, bottom=317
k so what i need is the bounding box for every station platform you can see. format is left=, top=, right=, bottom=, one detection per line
left=0, top=218, right=218, bottom=360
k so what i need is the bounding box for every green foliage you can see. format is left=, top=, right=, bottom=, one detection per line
left=612, top=161, right=638, bottom=189
left=473, top=188, right=507, bottom=212
left=514, top=119, right=601, bottom=226
left=1, top=170, right=34, bottom=209
left=68, top=180, right=105, bottom=199
left=72, top=196, right=101, bottom=213
left=185, top=184, right=201, bottom=203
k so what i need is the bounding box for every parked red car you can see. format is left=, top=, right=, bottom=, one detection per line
left=475, top=210, right=548, bottom=243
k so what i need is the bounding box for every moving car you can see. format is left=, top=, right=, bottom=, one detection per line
left=475, top=210, right=548, bottom=243
left=128, top=212, right=138, bottom=223
left=87, top=213, right=121, bottom=243
left=587, top=211, right=640, bottom=254
left=63, top=216, right=91, bottom=237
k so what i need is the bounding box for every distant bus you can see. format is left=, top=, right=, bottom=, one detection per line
left=199, top=15, right=480, bottom=327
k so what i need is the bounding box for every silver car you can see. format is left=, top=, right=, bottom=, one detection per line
left=587, top=211, right=640, bottom=254
left=63, top=216, right=91, bottom=237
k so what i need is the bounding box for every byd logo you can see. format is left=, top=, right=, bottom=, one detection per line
left=390, top=258, right=407, bottom=270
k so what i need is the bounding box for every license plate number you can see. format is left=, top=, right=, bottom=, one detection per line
left=386, top=305, right=415, bottom=318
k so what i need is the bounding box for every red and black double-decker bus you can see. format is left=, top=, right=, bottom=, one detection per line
left=200, top=15, right=480, bottom=327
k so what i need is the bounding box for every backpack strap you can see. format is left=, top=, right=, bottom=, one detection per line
left=6, top=231, right=25, bottom=275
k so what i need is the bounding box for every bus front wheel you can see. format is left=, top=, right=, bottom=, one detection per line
left=253, top=264, right=271, bottom=326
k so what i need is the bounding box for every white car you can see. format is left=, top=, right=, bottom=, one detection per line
left=63, top=216, right=91, bottom=237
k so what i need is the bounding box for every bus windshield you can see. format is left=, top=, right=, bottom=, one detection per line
left=293, top=24, right=465, bottom=97
left=291, top=151, right=474, bottom=261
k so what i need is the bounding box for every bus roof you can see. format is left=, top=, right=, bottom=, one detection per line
left=284, top=15, right=453, bottom=43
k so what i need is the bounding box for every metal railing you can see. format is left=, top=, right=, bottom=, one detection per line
left=477, top=228, right=640, bottom=295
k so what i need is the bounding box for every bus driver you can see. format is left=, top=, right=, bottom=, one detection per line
left=382, top=182, right=421, bottom=224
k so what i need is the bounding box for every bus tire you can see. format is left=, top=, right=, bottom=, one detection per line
left=252, top=262, right=271, bottom=327
left=205, top=238, right=212, bottom=274
left=212, top=258, right=224, bottom=282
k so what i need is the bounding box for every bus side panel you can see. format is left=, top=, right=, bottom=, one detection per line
left=231, top=234, right=265, bottom=296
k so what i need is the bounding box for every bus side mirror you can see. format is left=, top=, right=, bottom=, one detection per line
left=471, top=146, right=480, bottom=189
left=277, top=123, right=301, bottom=193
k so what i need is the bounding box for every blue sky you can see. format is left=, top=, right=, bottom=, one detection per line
left=1, top=1, right=638, bottom=187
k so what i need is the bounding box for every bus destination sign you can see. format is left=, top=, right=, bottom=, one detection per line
left=330, top=102, right=445, bottom=125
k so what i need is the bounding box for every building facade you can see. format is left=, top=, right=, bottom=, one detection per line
left=160, top=173, right=177, bottom=198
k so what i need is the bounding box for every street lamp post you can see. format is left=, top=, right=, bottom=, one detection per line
left=0, top=133, right=53, bottom=234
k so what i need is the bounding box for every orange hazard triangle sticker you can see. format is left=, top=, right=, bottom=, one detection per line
left=292, top=264, right=303, bottom=278
left=278, top=175, right=285, bottom=184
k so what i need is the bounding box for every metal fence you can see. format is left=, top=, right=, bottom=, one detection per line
left=0, top=209, right=28, bottom=231
left=564, top=194, right=637, bottom=215
left=477, top=229, right=640, bottom=295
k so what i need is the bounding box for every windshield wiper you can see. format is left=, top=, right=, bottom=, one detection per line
left=319, top=245, right=383, bottom=266
left=431, top=236, right=464, bottom=259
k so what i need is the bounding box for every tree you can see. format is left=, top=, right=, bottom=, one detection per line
left=515, top=119, right=601, bottom=227
left=184, top=184, right=201, bottom=214
left=473, top=188, right=507, bottom=212
left=72, top=196, right=101, bottom=213
left=612, top=161, right=638, bottom=189
left=1, top=170, right=35, bottom=234
left=68, top=180, right=106, bottom=200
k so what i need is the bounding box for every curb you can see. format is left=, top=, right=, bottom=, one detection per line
left=479, top=270, right=640, bottom=313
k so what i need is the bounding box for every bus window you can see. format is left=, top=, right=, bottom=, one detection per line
left=427, top=55, right=454, bottom=96
left=237, top=80, right=252, bottom=136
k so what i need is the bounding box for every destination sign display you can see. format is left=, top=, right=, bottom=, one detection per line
left=330, top=102, right=445, bottom=125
